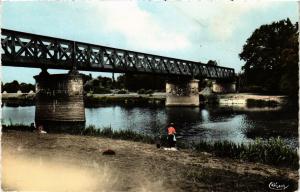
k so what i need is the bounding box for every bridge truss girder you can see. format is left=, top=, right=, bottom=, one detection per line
left=1, top=29, right=235, bottom=80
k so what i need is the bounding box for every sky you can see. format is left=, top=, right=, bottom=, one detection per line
left=1, top=0, right=298, bottom=84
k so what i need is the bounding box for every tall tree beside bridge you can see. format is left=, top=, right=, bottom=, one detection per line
left=239, top=18, right=298, bottom=96
left=118, top=74, right=167, bottom=91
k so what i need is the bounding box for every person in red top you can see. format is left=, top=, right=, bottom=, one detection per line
left=167, top=123, right=176, bottom=148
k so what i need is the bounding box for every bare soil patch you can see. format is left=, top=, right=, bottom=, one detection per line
left=2, top=131, right=298, bottom=191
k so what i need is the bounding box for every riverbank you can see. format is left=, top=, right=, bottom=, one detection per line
left=218, top=93, right=287, bottom=106
left=85, top=93, right=165, bottom=107
left=2, top=130, right=298, bottom=191
left=2, top=92, right=288, bottom=107
left=1, top=92, right=166, bottom=107
left=1, top=92, right=35, bottom=106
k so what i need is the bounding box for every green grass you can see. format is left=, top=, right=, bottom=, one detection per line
left=2, top=124, right=34, bottom=132
left=201, top=94, right=219, bottom=104
left=2, top=124, right=155, bottom=144
left=84, top=95, right=165, bottom=106
left=194, top=138, right=298, bottom=169
left=78, top=125, right=155, bottom=143
left=3, top=124, right=298, bottom=169
left=2, top=94, right=36, bottom=106
left=246, top=99, right=278, bottom=107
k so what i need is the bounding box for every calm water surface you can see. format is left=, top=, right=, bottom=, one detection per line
left=2, top=105, right=298, bottom=148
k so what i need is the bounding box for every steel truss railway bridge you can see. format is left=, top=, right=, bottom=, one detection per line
left=1, top=28, right=236, bottom=131
left=1, top=29, right=235, bottom=80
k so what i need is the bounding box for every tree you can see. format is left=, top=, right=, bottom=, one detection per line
left=239, top=18, right=298, bottom=95
left=81, top=74, right=93, bottom=84
left=118, top=74, right=166, bottom=91
left=97, top=76, right=113, bottom=88
left=279, top=33, right=298, bottom=96
left=3, top=80, right=20, bottom=93
left=207, top=60, right=218, bottom=66
left=19, top=83, right=35, bottom=93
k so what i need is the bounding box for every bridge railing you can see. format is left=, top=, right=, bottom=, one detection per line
left=1, top=28, right=235, bottom=79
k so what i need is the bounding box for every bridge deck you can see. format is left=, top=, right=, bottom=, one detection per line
left=1, top=29, right=234, bottom=79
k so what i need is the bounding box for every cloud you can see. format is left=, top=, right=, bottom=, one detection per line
left=171, top=0, right=274, bottom=41
left=88, top=1, right=191, bottom=52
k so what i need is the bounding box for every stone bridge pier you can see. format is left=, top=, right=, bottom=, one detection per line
left=34, top=69, right=85, bottom=133
left=166, top=79, right=199, bottom=106
left=212, top=80, right=236, bottom=93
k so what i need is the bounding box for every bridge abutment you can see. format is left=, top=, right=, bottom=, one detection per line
left=166, top=79, right=199, bottom=106
left=212, top=80, right=236, bottom=93
left=34, top=70, right=85, bottom=133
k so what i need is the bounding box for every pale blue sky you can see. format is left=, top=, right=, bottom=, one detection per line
left=1, top=1, right=298, bottom=84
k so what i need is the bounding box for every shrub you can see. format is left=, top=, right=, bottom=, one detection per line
left=194, top=137, right=298, bottom=169
left=246, top=99, right=278, bottom=107
left=117, top=89, right=128, bottom=94
left=20, top=83, right=35, bottom=93
left=79, top=125, right=154, bottom=143
left=240, top=85, right=265, bottom=93
left=137, top=89, right=146, bottom=94
left=3, top=80, right=20, bottom=93
left=145, top=89, right=154, bottom=94
left=93, top=87, right=112, bottom=94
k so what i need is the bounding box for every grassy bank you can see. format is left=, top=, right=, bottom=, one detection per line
left=246, top=99, right=279, bottom=107
left=2, top=93, right=166, bottom=107
left=2, top=93, right=35, bottom=107
left=2, top=124, right=155, bottom=144
left=79, top=126, right=155, bottom=144
left=3, top=124, right=298, bottom=169
left=194, top=138, right=298, bottom=169
left=199, top=94, right=219, bottom=104
left=84, top=95, right=165, bottom=107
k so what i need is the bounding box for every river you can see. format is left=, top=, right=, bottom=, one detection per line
left=1, top=104, right=298, bottom=148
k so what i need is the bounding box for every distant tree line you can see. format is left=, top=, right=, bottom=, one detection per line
left=3, top=59, right=219, bottom=94
left=117, top=74, right=166, bottom=91
left=82, top=73, right=167, bottom=94
left=83, top=74, right=115, bottom=94
left=1, top=81, right=35, bottom=93
left=239, top=18, right=298, bottom=97
left=1, top=74, right=166, bottom=94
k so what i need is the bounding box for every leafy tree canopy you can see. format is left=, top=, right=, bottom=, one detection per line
left=207, top=60, right=218, bottom=66
left=239, top=18, right=298, bottom=95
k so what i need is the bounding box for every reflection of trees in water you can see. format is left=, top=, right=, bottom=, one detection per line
left=245, top=110, right=298, bottom=121
left=165, top=107, right=202, bottom=136
left=148, top=109, right=166, bottom=136
left=206, top=106, right=239, bottom=120
left=165, top=107, right=201, bottom=125
left=122, top=107, right=167, bottom=136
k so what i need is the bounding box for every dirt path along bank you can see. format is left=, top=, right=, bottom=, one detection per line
left=2, top=131, right=298, bottom=192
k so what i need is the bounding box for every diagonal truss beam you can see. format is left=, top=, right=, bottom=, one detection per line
left=1, top=28, right=235, bottom=80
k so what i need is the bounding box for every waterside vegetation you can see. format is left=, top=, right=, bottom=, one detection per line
left=3, top=124, right=298, bottom=169
left=84, top=94, right=165, bottom=107
left=194, top=138, right=298, bottom=169
left=2, top=93, right=35, bottom=106
left=246, top=99, right=279, bottom=107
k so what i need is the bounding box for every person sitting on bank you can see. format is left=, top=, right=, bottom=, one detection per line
left=37, top=124, right=47, bottom=134
left=167, top=123, right=176, bottom=148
